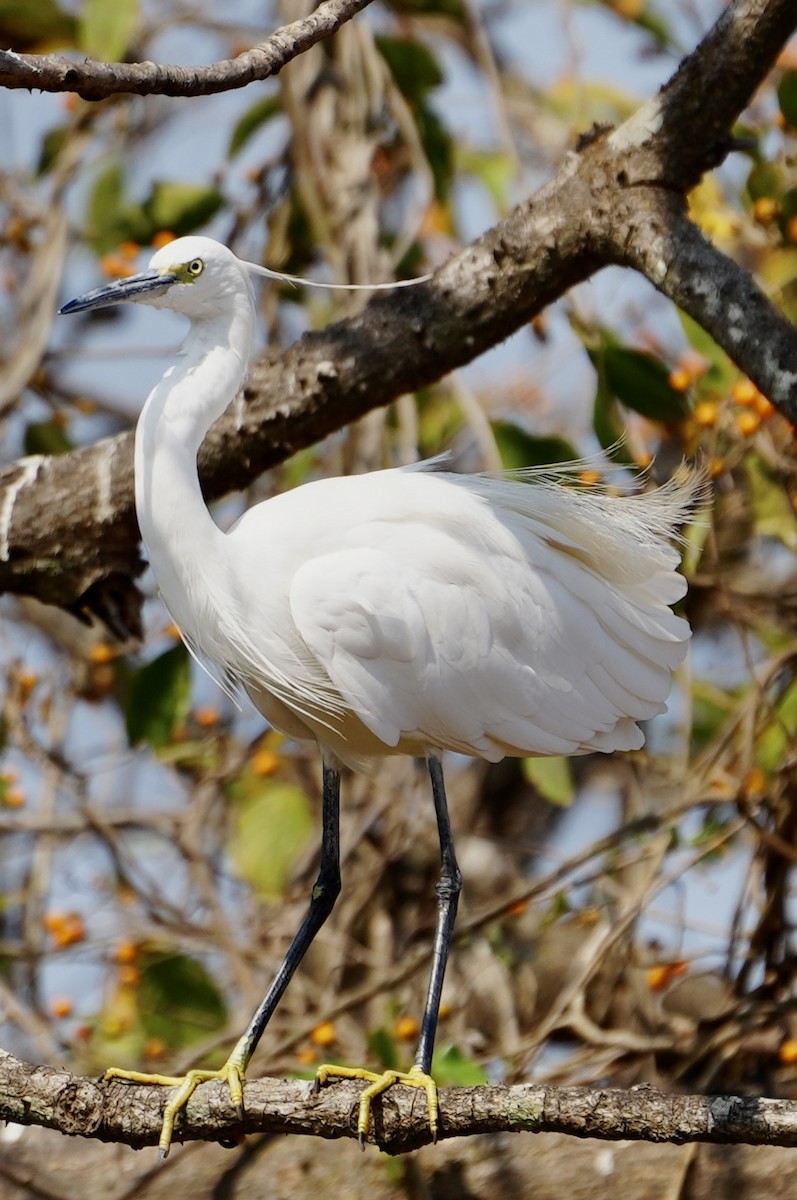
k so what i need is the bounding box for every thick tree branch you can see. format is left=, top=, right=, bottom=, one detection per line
left=0, top=0, right=795, bottom=638
left=2, top=1052, right=797, bottom=1153
left=617, top=0, right=797, bottom=189
left=0, top=0, right=375, bottom=100
left=617, top=200, right=797, bottom=414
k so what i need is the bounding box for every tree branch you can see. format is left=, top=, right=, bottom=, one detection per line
left=0, top=0, right=375, bottom=100
left=2, top=1051, right=797, bottom=1153
left=0, top=0, right=795, bottom=638
left=617, top=200, right=797, bottom=415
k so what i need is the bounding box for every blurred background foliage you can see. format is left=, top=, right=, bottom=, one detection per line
left=2, top=0, right=797, bottom=1181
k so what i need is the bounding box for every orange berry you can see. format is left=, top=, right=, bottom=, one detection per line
left=50, top=996, right=73, bottom=1019
left=780, top=1039, right=797, bottom=1065
left=753, top=196, right=779, bottom=224
left=310, top=1020, right=337, bottom=1048
left=647, top=961, right=688, bottom=991
left=754, top=393, right=776, bottom=419
left=88, top=642, right=115, bottom=665
left=736, top=410, right=760, bottom=436
left=118, top=965, right=140, bottom=988
left=647, top=965, right=669, bottom=991
left=152, top=231, right=176, bottom=249
left=44, top=912, right=85, bottom=948
left=437, top=1001, right=452, bottom=1020
left=251, top=749, right=280, bottom=777
left=17, top=670, right=37, bottom=703
left=678, top=350, right=708, bottom=382
left=668, top=368, right=691, bottom=393
left=743, top=766, right=768, bottom=798
left=708, top=456, right=726, bottom=477
left=119, top=241, right=140, bottom=261
left=296, top=1046, right=317, bottom=1065
left=731, top=378, right=758, bottom=407
left=114, top=939, right=138, bottom=965
left=89, top=665, right=115, bottom=697
left=100, top=254, right=135, bottom=280
left=144, top=1037, right=168, bottom=1061
left=693, top=401, right=719, bottom=428
left=58, top=915, right=86, bottom=948
left=394, top=1015, right=420, bottom=1041
left=4, top=788, right=25, bottom=808
left=612, top=0, right=645, bottom=17
left=194, top=706, right=219, bottom=728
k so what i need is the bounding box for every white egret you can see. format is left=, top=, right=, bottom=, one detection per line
left=60, top=235, right=700, bottom=1157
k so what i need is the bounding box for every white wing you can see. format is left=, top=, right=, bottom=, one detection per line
left=287, top=467, right=694, bottom=763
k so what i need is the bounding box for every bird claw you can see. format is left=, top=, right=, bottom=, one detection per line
left=315, top=1063, right=439, bottom=1146
left=104, top=1057, right=247, bottom=1160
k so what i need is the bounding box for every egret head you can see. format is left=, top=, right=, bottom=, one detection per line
left=59, top=235, right=256, bottom=321
left=60, top=236, right=433, bottom=323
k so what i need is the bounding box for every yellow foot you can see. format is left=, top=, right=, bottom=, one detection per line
left=315, top=1063, right=439, bottom=1148
left=104, top=1058, right=246, bottom=1160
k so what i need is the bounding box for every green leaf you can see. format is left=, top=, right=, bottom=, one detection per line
left=228, top=94, right=282, bottom=158
left=88, top=161, right=125, bottom=236
left=777, top=71, right=797, bottom=130
left=138, top=952, right=228, bottom=1049
left=521, top=756, right=575, bottom=807
left=228, top=779, right=314, bottom=898
left=86, top=160, right=147, bottom=252
left=415, top=101, right=454, bottom=203
left=744, top=455, right=797, bottom=550
left=593, top=344, right=690, bottom=422
left=690, top=680, right=738, bottom=755
left=383, top=0, right=466, bottom=18
left=125, top=644, right=191, bottom=750
left=677, top=310, right=733, bottom=392
left=457, top=147, right=514, bottom=212
left=36, top=125, right=69, bottom=176
left=492, top=421, right=577, bottom=470
left=24, top=418, right=72, bottom=456
left=376, top=36, right=444, bottom=100
left=757, top=675, right=797, bottom=773
left=432, top=1044, right=488, bottom=1086
left=367, top=1026, right=399, bottom=1071
left=0, top=0, right=77, bottom=51
left=592, top=373, right=627, bottom=454
left=416, top=386, right=462, bottom=455
left=747, top=160, right=783, bottom=202
left=79, top=0, right=138, bottom=61
left=143, top=181, right=224, bottom=237
left=629, top=9, right=672, bottom=50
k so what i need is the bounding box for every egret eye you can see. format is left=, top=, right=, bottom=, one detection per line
left=187, top=258, right=205, bottom=277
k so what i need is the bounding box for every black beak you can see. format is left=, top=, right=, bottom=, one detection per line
left=59, top=269, right=179, bottom=314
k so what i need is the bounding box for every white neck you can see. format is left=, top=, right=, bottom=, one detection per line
left=134, top=290, right=255, bottom=647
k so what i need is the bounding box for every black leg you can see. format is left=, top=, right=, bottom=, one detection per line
left=232, top=759, right=342, bottom=1080
left=313, top=751, right=461, bottom=1147
left=107, top=759, right=343, bottom=1159
left=413, top=751, right=462, bottom=1080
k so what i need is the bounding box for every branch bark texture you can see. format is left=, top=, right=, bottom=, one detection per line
left=3, top=1052, right=797, bottom=1155
left=0, top=0, right=375, bottom=100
